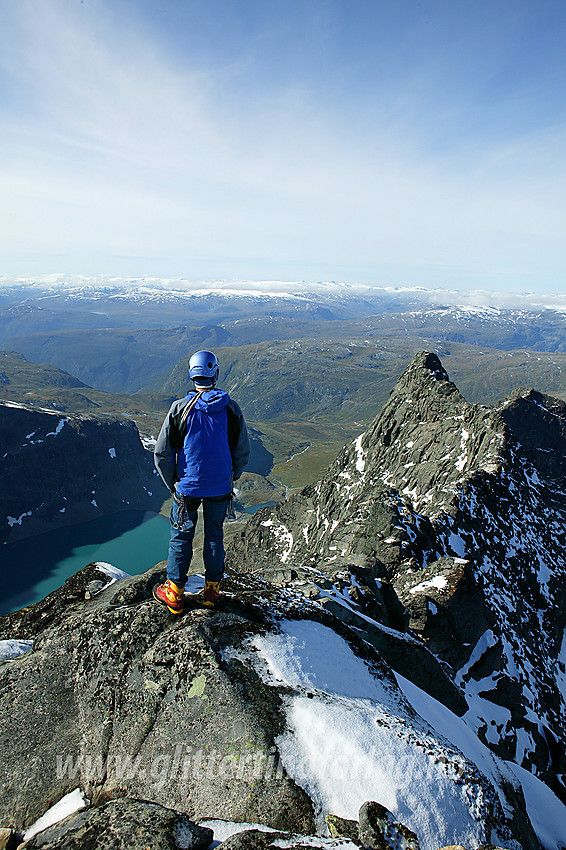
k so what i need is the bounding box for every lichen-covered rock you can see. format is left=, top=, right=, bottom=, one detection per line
left=0, top=565, right=315, bottom=835
left=325, top=814, right=360, bottom=844
left=358, top=801, right=420, bottom=850
left=19, top=798, right=212, bottom=850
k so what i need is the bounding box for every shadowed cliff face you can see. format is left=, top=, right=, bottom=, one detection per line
left=226, top=352, right=566, bottom=804
left=0, top=403, right=166, bottom=544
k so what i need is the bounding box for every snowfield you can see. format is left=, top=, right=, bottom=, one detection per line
left=228, top=619, right=525, bottom=850
left=223, top=617, right=566, bottom=850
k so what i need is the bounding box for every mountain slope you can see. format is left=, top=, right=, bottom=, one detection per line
left=227, top=352, right=566, bottom=807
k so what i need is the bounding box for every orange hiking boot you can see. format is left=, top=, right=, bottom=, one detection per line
left=203, top=580, right=221, bottom=607
left=152, top=579, right=185, bottom=615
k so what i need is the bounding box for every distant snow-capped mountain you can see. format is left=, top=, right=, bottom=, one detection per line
left=2, top=274, right=566, bottom=313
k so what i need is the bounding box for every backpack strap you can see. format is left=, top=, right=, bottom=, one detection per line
left=178, top=389, right=204, bottom=439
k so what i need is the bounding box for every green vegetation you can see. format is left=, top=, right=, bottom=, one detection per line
left=154, top=336, right=566, bottom=425
left=0, top=350, right=172, bottom=438
left=4, top=332, right=566, bottom=501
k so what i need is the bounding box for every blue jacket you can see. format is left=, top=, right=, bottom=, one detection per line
left=154, top=389, right=250, bottom=498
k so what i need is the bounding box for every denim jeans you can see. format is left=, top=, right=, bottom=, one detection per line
left=166, top=494, right=230, bottom=586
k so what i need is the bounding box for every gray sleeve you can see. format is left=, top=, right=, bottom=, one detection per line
left=154, top=401, right=183, bottom=492
left=228, top=400, right=251, bottom=480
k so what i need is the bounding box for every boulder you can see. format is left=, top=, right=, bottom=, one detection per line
left=0, top=565, right=315, bottom=835
left=358, top=802, right=419, bottom=850
left=325, top=814, right=360, bottom=843
left=218, top=830, right=290, bottom=850
left=19, top=797, right=212, bottom=849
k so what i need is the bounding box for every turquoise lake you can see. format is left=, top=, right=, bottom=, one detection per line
left=0, top=502, right=281, bottom=616
left=1, top=511, right=172, bottom=616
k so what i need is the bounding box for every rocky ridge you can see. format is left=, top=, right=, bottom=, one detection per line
left=0, top=560, right=544, bottom=850
left=227, top=352, right=566, bottom=808
left=1, top=352, right=565, bottom=849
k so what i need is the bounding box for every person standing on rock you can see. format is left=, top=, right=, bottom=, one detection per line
left=153, top=349, right=250, bottom=613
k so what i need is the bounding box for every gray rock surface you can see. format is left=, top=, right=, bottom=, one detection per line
left=0, top=565, right=315, bottom=835
left=0, top=403, right=165, bottom=544
left=0, top=559, right=539, bottom=850
left=358, top=801, right=419, bottom=850
left=217, top=830, right=292, bottom=850
left=226, top=352, right=566, bottom=804
left=19, top=797, right=212, bottom=850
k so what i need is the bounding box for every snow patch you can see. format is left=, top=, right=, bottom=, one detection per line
left=7, top=511, right=32, bottom=527
left=247, top=620, right=496, bottom=850
left=0, top=639, right=33, bottom=662
left=185, top=574, right=205, bottom=595
left=507, top=762, right=566, bottom=850
left=409, top=575, right=449, bottom=595
left=448, top=533, right=467, bottom=557
left=23, top=789, right=89, bottom=841
left=46, top=418, right=69, bottom=437
left=261, top=520, right=294, bottom=562
left=455, top=428, right=470, bottom=472
left=354, top=435, right=366, bottom=473
left=199, top=820, right=279, bottom=848
left=95, top=563, right=130, bottom=581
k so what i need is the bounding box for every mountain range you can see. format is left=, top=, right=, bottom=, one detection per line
left=2, top=282, right=566, bottom=416
left=0, top=350, right=565, bottom=850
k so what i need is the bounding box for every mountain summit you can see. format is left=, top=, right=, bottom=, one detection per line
left=228, top=351, right=566, bottom=805
left=2, top=352, right=565, bottom=850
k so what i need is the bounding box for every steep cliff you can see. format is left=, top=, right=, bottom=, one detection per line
left=227, top=352, right=566, bottom=808
left=0, top=402, right=166, bottom=544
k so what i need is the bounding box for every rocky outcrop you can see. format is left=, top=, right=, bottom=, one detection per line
left=0, top=565, right=315, bottom=835
left=20, top=798, right=213, bottom=850
left=1, top=801, right=513, bottom=850
left=358, top=801, right=420, bottom=850
left=0, top=563, right=540, bottom=850
left=0, top=402, right=166, bottom=543
left=226, top=352, right=566, bottom=806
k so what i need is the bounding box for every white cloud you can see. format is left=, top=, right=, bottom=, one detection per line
left=0, top=0, right=565, bottom=291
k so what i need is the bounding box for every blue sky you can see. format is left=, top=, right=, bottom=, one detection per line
left=0, top=0, right=565, bottom=292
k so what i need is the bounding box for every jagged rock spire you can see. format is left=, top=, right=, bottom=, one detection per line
left=227, top=351, right=566, bottom=804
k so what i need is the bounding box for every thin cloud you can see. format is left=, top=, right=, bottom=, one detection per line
left=0, top=0, right=565, bottom=291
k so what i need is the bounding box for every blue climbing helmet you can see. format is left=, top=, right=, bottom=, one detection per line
left=188, top=349, right=220, bottom=386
